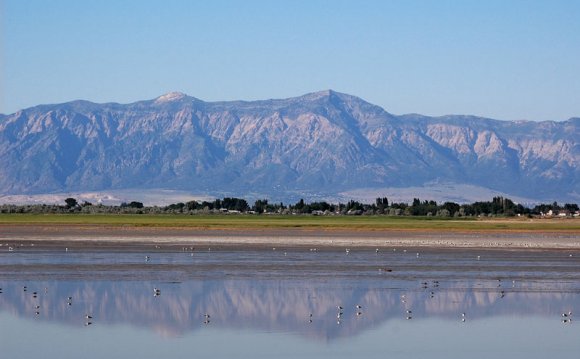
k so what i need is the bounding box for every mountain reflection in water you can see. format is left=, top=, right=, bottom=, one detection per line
left=1, top=247, right=579, bottom=340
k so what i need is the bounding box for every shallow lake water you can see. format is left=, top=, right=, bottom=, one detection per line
left=1, top=244, right=579, bottom=358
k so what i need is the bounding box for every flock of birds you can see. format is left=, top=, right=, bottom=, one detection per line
left=332, top=304, right=364, bottom=325
left=17, top=284, right=95, bottom=324
left=7, top=283, right=218, bottom=327
left=0, top=244, right=577, bottom=328
left=4, top=279, right=575, bottom=328
left=149, top=246, right=576, bottom=326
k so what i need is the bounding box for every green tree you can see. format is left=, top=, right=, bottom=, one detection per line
left=375, top=197, right=389, bottom=211
left=441, top=202, right=460, bottom=216
left=253, top=199, right=268, bottom=214
left=295, top=199, right=305, bottom=211
left=128, top=201, right=144, bottom=209
left=64, top=198, right=78, bottom=208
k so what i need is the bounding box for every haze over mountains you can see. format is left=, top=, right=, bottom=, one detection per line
left=0, top=90, right=578, bottom=204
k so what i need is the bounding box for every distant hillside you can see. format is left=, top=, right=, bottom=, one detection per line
left=0, top=90, right=578, bottom=203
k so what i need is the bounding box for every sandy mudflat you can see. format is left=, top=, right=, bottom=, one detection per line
left=0, top=224, right=579, bottom=250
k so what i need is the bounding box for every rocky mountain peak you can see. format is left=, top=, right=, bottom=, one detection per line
left=305, top=89, right=335, bottom=98
left=295, top=89, right=356, bottom=104
left=154, top=91, right=188, bottom=104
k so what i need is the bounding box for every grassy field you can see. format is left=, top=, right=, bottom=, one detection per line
left=0, top=213, right=579, bottom=232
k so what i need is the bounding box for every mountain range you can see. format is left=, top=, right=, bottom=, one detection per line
left=0, top=90, right=578, bottom=204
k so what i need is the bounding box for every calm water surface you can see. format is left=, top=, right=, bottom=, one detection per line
left=1, top=244, right=579, bottom=358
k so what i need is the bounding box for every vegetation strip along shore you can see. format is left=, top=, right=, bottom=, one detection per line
left=0, top=214, right=579, bottom=232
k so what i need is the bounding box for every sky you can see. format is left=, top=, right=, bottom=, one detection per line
left=1, top=0, right=579, bottom=121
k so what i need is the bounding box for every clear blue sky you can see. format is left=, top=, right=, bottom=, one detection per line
left=2, top=0, right=579, bottom=121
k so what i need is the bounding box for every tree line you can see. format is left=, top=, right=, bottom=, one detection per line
left=1, top=196, right=578, bottom=217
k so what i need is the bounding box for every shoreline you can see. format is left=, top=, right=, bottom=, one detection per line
left=1, top=224, right=580, bottom=250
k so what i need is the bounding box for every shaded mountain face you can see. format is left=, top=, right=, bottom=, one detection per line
left=0, top=90, right=578, bottom=202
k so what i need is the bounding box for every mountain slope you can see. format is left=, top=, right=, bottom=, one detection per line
left=0, top=91, right=578, bottom=202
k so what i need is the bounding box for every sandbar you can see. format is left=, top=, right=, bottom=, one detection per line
left=1, top=224, right=579, bottom=251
